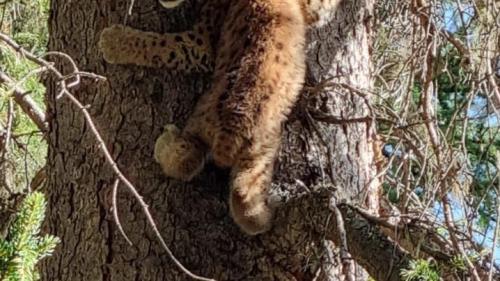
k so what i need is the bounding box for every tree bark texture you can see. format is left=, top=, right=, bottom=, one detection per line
left=41, top=0, right=396, bottom=280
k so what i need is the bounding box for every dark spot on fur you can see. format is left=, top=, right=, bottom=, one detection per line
left=244, top=38, right=252, bottom=48
left=168, top=51, right=176, bottom=63
left=191, top=49, right=199, bottom=60
left=201, top=54, right=208, bottom=66
left=219, top=92, right=229, bottom=101
left=248, top=170, right=265, bottom=186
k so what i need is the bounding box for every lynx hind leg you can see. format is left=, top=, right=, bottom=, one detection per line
left=229, top=142, right=279, bottom=235
left=154, top=124, right=207, bottom=181
left=212, top=129, right=246, bottom=168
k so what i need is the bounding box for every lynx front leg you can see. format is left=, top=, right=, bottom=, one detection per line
left=98, top=24, right=213, bottom=72
left=154, top=124, right=208, bottom=181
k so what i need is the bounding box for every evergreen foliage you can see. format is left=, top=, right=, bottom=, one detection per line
left=400, top=259, right=441, bottom=281
left=0, top=0, right=48, bottom=191
left=0, top=192, right=59, bottom=281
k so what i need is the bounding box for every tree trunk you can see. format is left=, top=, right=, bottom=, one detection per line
left=41, top=0, right=395, bottom=280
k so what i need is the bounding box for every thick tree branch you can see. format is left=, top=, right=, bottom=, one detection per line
left=331, top=203, right=411, bottom=281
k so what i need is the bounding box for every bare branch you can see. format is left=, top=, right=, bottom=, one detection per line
left=330, top=202, right=411, bottom=281
left=0, top=70, right=48, bottom=133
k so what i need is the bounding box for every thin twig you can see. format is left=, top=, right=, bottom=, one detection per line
left=112, top=179, right=133, bottom=246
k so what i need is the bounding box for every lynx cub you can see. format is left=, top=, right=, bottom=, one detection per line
left=99, top=0, right=340, bottom=235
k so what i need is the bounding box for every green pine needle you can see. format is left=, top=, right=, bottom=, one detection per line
left=400, top=259, right=440, bottom=281
left=0, top=192, right=59, bottom=281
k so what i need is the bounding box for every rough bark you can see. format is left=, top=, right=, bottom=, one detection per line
left=41, top=0, right=389, bottom=280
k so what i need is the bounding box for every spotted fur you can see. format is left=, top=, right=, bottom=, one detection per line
left=99, top=0, right=340, bottom=235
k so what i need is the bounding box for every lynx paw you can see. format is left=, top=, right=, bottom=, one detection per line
left=229, top=166, right=274, bottom=235
left=154, top=124, right=206, bottom=181
left=98, top=24, right=130, bottom=65
left=230, top=189, right=273, bottom=235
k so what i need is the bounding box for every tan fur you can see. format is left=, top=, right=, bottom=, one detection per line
left=300, top=0, right=342, bottom=26
left=98, top=24, right=213, bottom=72
left=99, top=0, right=340, bottom=235
left=154, top=125, right=207, bottom=181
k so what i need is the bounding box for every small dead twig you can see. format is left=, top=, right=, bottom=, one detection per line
left=111, top=179, right=133, bottom=246
left=4, top=99, right=14, bottom=153
left=123, top=0, right=136, bottom=24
